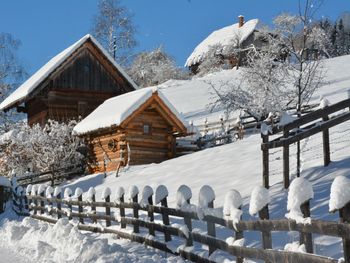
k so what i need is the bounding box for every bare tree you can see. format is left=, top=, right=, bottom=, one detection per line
left=91, top=0, right=137, bottom=65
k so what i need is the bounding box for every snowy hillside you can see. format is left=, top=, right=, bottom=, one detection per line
left=59, top=55, right=350, bottom=259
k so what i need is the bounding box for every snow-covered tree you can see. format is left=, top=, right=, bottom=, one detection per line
left=212, top=0, right=327, bottom=176
left=91, top=0, right=137, bottom=65
left=0, top=33, right=27, bottom=132
left=0, top=120, right=85, bottom=179
left=128, top=47, right=189, bottom=87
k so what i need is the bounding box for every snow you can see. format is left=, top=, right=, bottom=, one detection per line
left=0, top=35, right=137, bottom=111
left=260, top=122, right=272, bottom=135
left=45, top=186, right=54, bottom=198
left=0, top=217, right=182, bottom=263
left=278, top=112, right=297, bottom=127
left=30, top=185, right=38, bottom=195
left=226, top=237, right=245, bottom=247
left=223, top=190, right=243, bottom=228
left=176, top=185, right=192, bottom=208
left=139, top=185, right=154, bottom=208
left=249, top=186, right=270, bottom=216
left=155, top=185, right=168, bottom=204
left=198, top=185, right=215, bottom=208
left=37, top=185, right=46, bottom=195
left=101, top=187, right=111, bottom=200
left=127, top=185, right=139, bottom=201
left=284, top=242, right=306, bottom=253
left=74, top=187, right=83, bottom=198
left=319, top=97, right=331, bottom=109
left=63, top=188, right=72, bottom=199
left=115, top=186, right=125, bottom=202
left=0, top=176, right=10, bottom=187
left=87, top=187, right=96, bottom=200
left=286, top=178, right=314, bottom=223
left=53, top=186, right=61, bottom=197
left=26, top=185, right=32, bottom=195
left=16, top=186, right=24, bottom=195
left=73, top=87, right=189, bottom=135
left=185, top=19, right=259, bottom=67
left=329, top=176, right=350, bottom=212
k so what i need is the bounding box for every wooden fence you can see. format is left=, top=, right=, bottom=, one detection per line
left=15, top=165, right=85, bottom=187
left=261, top=97, right=350, bottom=189
left=12, top=182, right=350, bottom=263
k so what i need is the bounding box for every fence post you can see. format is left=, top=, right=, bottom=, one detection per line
left=339, top=202, right=350, bottom=263
left=133, top=193, right=139, bottom=233
left=207, top=199, right=216, bottom=255
left=90, top=189, right=97, bottom=224
left=103, top=188, right=111, bottom=227
left=64, top=188, right=73, bottom=220
left=147, top=194, right=155, bottom=236
left=235, top=205, right=244, bottom=263
left=283, top=130, right=290, bottom=189
left=261, top=133, right=269, bottom=189
left=156, top=185, right=171, bottom=242
left=184, top=198, right=193, bottom=247
left=258, top=205, right=272, bottom=249
left=322, top=114, right=331, bottom=166
left=300, top=200, right=313, bottom=253
left=119, top=192, right=126, bottom=228
left=32, top=185, right=38, bottom=215
left=75, top=188, right=84, bottom=224
left=55, top=187, right=62, bottom=219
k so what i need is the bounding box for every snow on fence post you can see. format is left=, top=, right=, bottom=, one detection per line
left=115, top=187, right=126, bottom=228
left=102, top=187, right=112, bottom=227
left=198, top=185, right=216, bottom=255
left=75, top=188, right=84, bottom=224
left=329, top=176, right=350, bottom=263
left=140, top=186, right=155, bottom=236
left=54, top=187, right=62, bottom=219
left=287, top=178, right=314, bottom=254
left=87, top=187, right=96, bottom=224
left=128, top=185, right=139, bottom=233
left=45, top=186, right=54, bottom=215
left=155, top=185, right=171, bottom=242
left=177, top=185, right=193, bottom=246
left=249, top=186, right=272, bottom=249
left=224, top=189, right=244, bottom=263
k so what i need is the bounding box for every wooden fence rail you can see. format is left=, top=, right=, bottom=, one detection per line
left=10, top=182, right=350, bottom=263
left=261, top=97, right=350, bottom=189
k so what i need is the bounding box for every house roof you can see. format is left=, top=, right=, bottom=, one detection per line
left=0, top=34, right=138, bottom=111
left=73, top=87, right=190, bottom=136
left=185, top=19, right=259, bottom=67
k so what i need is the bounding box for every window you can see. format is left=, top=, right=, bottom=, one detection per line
left=143, top=123, right=151, bottom=135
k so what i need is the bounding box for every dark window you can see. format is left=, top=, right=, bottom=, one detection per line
left=143, top=123, right=151, bottom=135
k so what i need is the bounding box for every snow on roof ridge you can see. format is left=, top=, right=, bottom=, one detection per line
left=185, top=18, right=259, bottom=67
left=0, top=34, right=138, bottom=111
left=73, top=87, right=189, bottom=135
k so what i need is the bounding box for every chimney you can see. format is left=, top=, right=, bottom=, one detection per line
left=238, top=15, right=244, bottom=28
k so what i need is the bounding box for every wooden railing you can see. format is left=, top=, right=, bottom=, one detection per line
left=261, top=98, right=350, bottom=189
left=11, top=182, right=350, bottom=263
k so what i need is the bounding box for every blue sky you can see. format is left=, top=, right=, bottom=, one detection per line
left=0, top=0, right=349, bottom=74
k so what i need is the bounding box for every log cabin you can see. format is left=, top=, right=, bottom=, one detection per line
left=73, top=87, right=189, bottom=174
left=0, top=34, right=137, bottom=126
left=185, top=16, right=268, bottom=74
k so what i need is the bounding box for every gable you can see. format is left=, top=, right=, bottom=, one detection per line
left=0, top=34, right=137, bottom=111
left=120, top=93, right=188, bottom=135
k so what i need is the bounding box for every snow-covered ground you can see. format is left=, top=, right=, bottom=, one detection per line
left=1, top=55, right=350, bottom=262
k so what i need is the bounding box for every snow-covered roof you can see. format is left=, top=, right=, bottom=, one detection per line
left=73, top=87, right=189, bottom=135
left=0, top=34, right=138, bottom=111
left=185, top=19, right=259, bottom=67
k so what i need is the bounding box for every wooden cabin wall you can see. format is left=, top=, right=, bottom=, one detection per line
left=87, top=129, right=127, bottom=174
left=125, top=105, right=176, bottom=165
left=25, top=43, right=135, bottom=126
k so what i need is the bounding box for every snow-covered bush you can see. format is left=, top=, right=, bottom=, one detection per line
left=128, top=47, right=189, bottom=87
left=0, top=119, right=85, bottom=175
